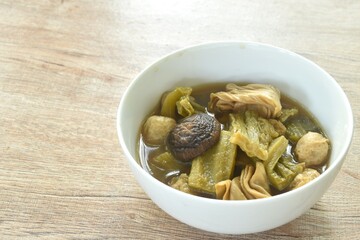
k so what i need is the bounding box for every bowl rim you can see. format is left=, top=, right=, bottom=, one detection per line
left=116, top=41, right=354, bottom=205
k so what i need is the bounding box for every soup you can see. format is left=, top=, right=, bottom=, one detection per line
left=137, top=83, right=330, bottom=200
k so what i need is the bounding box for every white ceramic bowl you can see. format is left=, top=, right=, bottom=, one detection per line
left=117, top=42, right=353, bottom=234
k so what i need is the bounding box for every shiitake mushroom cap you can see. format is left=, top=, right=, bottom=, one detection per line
left=167, top=113, right=221, bottom=162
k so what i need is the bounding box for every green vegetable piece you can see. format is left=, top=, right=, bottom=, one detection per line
left=285, top=115, right=320, bottom=143
left=176, top=96, right=195, bottom=117
left=265, top=136, right=288, bottom=171
left=229, top=111, right=279, bottom=161
left=160, top=87, right=192, bottom=118
left=265, top=136, right=288, bottom=190
left=279, top=155, right=305, bottom=174
left=176, top=96, right=206, bottom=117
left=273, top=162, right=295, bottom=190
left=279, top=108, right=298, bottom=122
left=265, top=136, right=305, bottom=190
left=285, top=122, right=307, bottom=142
left=169, top=173, right=193, bottom=194
left=149, top=152, right=187, bottom=173
left=188, top=96, right=206, bottom=113
left=188, top=131, right=237, bottom=195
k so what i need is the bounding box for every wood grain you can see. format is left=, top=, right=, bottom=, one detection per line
left=0, top=0, right=359, bottom=239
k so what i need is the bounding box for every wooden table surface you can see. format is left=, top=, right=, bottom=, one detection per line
left=1, top=0, right=359, bottom=239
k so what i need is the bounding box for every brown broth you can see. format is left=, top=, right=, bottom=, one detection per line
left=137, top=83, right=330, bottom=197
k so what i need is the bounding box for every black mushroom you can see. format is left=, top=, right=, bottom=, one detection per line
left=167, top=113, right=221, bottom=162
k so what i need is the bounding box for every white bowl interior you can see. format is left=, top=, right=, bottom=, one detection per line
left=117, top=42, right=353, bottom=234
